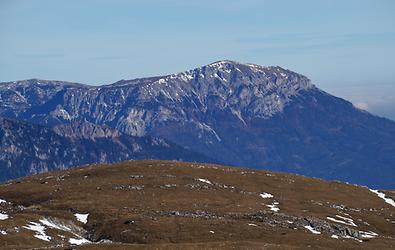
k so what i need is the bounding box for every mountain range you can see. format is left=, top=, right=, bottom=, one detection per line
left=1, top=60, right=395, bottom=188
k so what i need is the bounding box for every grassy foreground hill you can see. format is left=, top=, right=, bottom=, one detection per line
left=0, top=160, right=394, bottom=249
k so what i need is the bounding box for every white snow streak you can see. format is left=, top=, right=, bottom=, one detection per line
left=326, top=215, right=357, bottom=227
left=369, top=189, right=395, bottom=207
left=359, top=230, right=378, bottom=239
left=304, top=225, right=321, bottom=234
left=40, top=218, right=72, bottom=231
left=197, top=178, right=212, bottom=185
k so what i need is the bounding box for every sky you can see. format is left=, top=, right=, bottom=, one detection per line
left=0, top=0, right=395, bottom=120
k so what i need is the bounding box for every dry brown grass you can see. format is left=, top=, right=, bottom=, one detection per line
left=0, top=160, right=394, bottom=249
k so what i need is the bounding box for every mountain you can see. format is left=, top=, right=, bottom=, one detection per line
left=0, top=117, right=214, bottom=181
left=1, top=60, right=395, bottom=188
left=0, top=160, right=394, bottom=249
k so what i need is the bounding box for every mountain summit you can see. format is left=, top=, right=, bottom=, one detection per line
left=1, top=61, right=395, bottom=188
left=112, top=60, right=314, bottom=123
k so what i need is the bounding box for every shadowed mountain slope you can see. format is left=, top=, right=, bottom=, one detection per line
left=0, top=117, right=214, bottom=181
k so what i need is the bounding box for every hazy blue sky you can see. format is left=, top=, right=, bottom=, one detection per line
left=1, top=0, right=395, bottom=119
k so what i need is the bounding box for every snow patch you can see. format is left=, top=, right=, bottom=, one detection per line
left=74, top=213, right=89, bottom=224
left=41, top=217, right=91, bottom=244
left=266, top=201, right=280, bottom=212
left=69, top=237, right=91, bottom=245
left=260, top=192, right=274, bottom=199
left=23, top=217, right=91, bottom=245
left=23, top=222, right=51, bottom=242
left=369, top=189, right=395, bottom=207
left=0, top=213, right=8, bottom=220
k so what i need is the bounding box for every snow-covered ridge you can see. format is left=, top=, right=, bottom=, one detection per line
left=0, top=60, right=316, bottom=139
left=108, top=60, right=315, bottom=126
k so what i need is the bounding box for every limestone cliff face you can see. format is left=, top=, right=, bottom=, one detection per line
left=0, top=117, right=214, bottom=182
